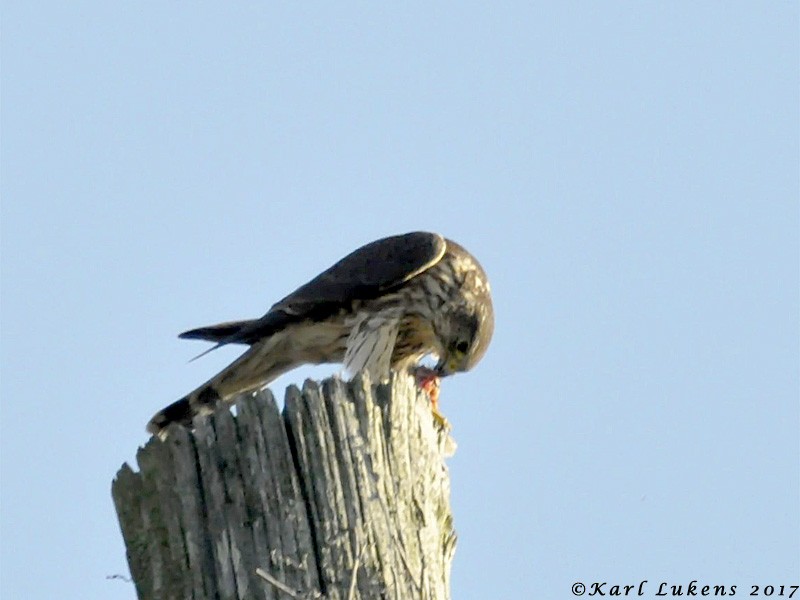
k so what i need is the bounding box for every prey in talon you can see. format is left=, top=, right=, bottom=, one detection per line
left=147, top=231, right=494, bottom=438
left=413, top=365, right=447, bottom=427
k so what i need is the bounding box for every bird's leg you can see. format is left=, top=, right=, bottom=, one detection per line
left=413, top=366, right=449, bottom=429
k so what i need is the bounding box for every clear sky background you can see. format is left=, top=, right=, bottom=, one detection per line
left=2, top=3, right=798, bottom=599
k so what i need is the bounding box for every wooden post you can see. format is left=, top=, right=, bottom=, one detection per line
left=112, top=373, right=457, bottom=600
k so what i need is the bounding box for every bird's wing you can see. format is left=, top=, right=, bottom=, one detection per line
left=179, top=320, right=258, bottom=343
left=273, top=231, right=446, bottom=313
left=180, top=231, right=446, bottom=354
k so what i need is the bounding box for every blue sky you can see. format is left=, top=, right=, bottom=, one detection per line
left=2, top=3, right=797, bottom=598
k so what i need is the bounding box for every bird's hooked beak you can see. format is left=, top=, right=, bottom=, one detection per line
left=434, top=355, right=458, bottom=378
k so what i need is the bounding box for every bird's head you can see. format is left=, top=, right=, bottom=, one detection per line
left=434, top=302, right=494, bottom=377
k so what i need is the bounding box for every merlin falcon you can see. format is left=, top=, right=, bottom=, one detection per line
left=147, top=231, right=494, bottom=437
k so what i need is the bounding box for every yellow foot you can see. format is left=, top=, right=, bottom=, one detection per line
left=431, top=407, right=451, bottom=431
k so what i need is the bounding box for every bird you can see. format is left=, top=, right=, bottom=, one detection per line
left=147, top=231, right=494, bottom=437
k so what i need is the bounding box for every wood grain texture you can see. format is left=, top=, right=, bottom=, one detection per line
left=112, top=373, right=456, bottom=600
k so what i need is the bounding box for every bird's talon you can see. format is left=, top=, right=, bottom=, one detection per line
left=431, top=408, right=451, bottom=430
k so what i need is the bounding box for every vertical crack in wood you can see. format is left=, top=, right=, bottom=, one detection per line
left=283, top=386, right=328, bottom=597
left=180, top=426, right=219, bottom=600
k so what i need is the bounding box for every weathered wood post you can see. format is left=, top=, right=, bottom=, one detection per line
left=112, top=373, right=457, bottom=600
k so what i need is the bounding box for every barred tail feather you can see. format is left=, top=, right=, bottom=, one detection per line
left=146, top=397, right=193, bottom=437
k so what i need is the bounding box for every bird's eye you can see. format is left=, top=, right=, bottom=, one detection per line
left=455, top=341, right=469, bottom=354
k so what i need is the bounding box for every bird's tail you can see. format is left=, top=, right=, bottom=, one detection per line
left=147, top=337, right=298, bottom=438
left=146, top=396, right=195, bottom=436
